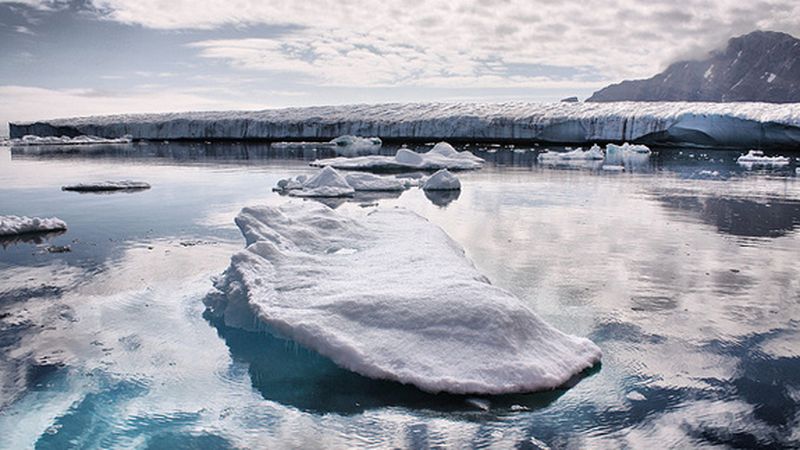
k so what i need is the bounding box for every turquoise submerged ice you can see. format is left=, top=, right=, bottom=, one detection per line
left=205, top=202, right=602, bottom=394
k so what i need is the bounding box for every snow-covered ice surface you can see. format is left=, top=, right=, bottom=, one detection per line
left=206, top=202, right=602, bottom=394
left=283, top=166, right=355, bottom=197
left=736, top=150, right=791, bottom=166
left=313, top=142, right=484, bottom=171
left=0, top=215, right=67, bottom=236
left=61, top=180, right=151, bottom=192
left=12, top=102, right=800, bottom=148
left=422, top=169, right=461, bottom=190
left=343, top=172, right=407, bottom=191
left=0, top=134, right=132, bottom=146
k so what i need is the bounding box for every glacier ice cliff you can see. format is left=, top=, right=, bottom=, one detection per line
left=9, top=102, right=800, bottom=148
left=205, top=203, right=601, bottom=394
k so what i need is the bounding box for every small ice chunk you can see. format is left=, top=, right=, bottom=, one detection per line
left=329, top=135, right=382, bottom=156
left=61, top=180, right=150, bottom=192
left=422, top=169, right=461, bottom=190
left=288, top=166, right=355, bottom=198
left=0, top=215, right=67, bottom=236
left=736, top=150, right=790, bottom=166
left=205, top=203, right=602, bottom=394
left=602, top=165, right=625, bottom=171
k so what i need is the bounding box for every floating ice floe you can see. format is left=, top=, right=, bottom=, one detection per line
left=422, top=169, right=461, bottom=190
left=736, top=150, right=791, bottom=166
left=0, top=215, right=67, bottom=236
left=283, top=166, right=356, bottom=197
left=312, top=142, right=484, bottom=171
left=205, top=203, right=602, bottom=394
left=0, top=134, right=132, bottom=146
left=330, top=135, right=382, bottom=156
left=275, top=167, right=411, bottom=197
left=61, top=180, right=151, bottom=192
left=537, top=145, right=605, bottom=161
left=608, top=142, right=651, bottom=154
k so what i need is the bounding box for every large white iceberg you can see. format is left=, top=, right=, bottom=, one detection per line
left=736, top=150, right=791, bottom=166
left=12, top=102, right=800, bottom=148
left=0, top=215, right=67, bottom=236
left=205, top=202, right=601, bottom=394
left=0, top=134, right=132, bottom=146
left=422, top=169, right=461, bottom=191
left=61, top=180, right=151, bottom=192
left=312, top=142, right=484, bottom=171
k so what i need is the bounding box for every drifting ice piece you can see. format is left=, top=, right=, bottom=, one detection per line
left=0, top=134, right=132, bottom=146
left=422, top=169, right=461, bottom=190
left=276, top=168, right=408, bottom=196
left=206, top=203, right=602, bottom=394
left=0, top=215, right=67, bottom=236
left=330, top=135, right=383, bottom=156
left=537, top=146, right=605, bottom=161
left=312, top=142, right=484, bottom=171
left=61, top=181, right=151, bottom=192
left=736, top=150, right=791, bottom=166
left=285, top=167, right=355, bottom=197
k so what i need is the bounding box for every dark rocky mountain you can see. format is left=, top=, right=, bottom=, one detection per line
left=587, top=31, right=800, bottom=103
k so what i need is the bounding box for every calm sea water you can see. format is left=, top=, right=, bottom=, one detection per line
left=1, top=142, right=799, bottom=449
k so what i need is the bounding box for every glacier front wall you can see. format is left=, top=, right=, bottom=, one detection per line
left=10, top=102, right=800, bottom=148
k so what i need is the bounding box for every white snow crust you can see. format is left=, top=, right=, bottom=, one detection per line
left=0, top=134, right=132, bottom=146
left=61, top=180, right=151, bottom=191
left=422, top=169, right=461, bottom=190
left=14, top=102, right=800, bottom=148
left=343, top=172, right=407, bottom=191
left=312, top=142, right=484, bottom=171
left=205, top=202, right=602, bottom=394
left=0, top=215, right=67, bottom=236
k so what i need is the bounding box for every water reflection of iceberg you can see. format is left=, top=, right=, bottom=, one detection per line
left=658, top=194, right=800, bottom=238
left=0, top=230, right=66, bottom=248
left=424, top=189, right=461, bottom=207
left=206, top=313, right=567, bottom=415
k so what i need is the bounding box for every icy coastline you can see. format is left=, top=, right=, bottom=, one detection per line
left=205, top=202, right=602, bottom=394
left=10, top=102, right=800, bottom=148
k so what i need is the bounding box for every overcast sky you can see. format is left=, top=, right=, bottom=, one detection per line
left=1, top=0, right=798, bottom=134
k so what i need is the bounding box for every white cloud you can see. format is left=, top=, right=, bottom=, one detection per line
left=84, top=0, right=800, bottom=84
